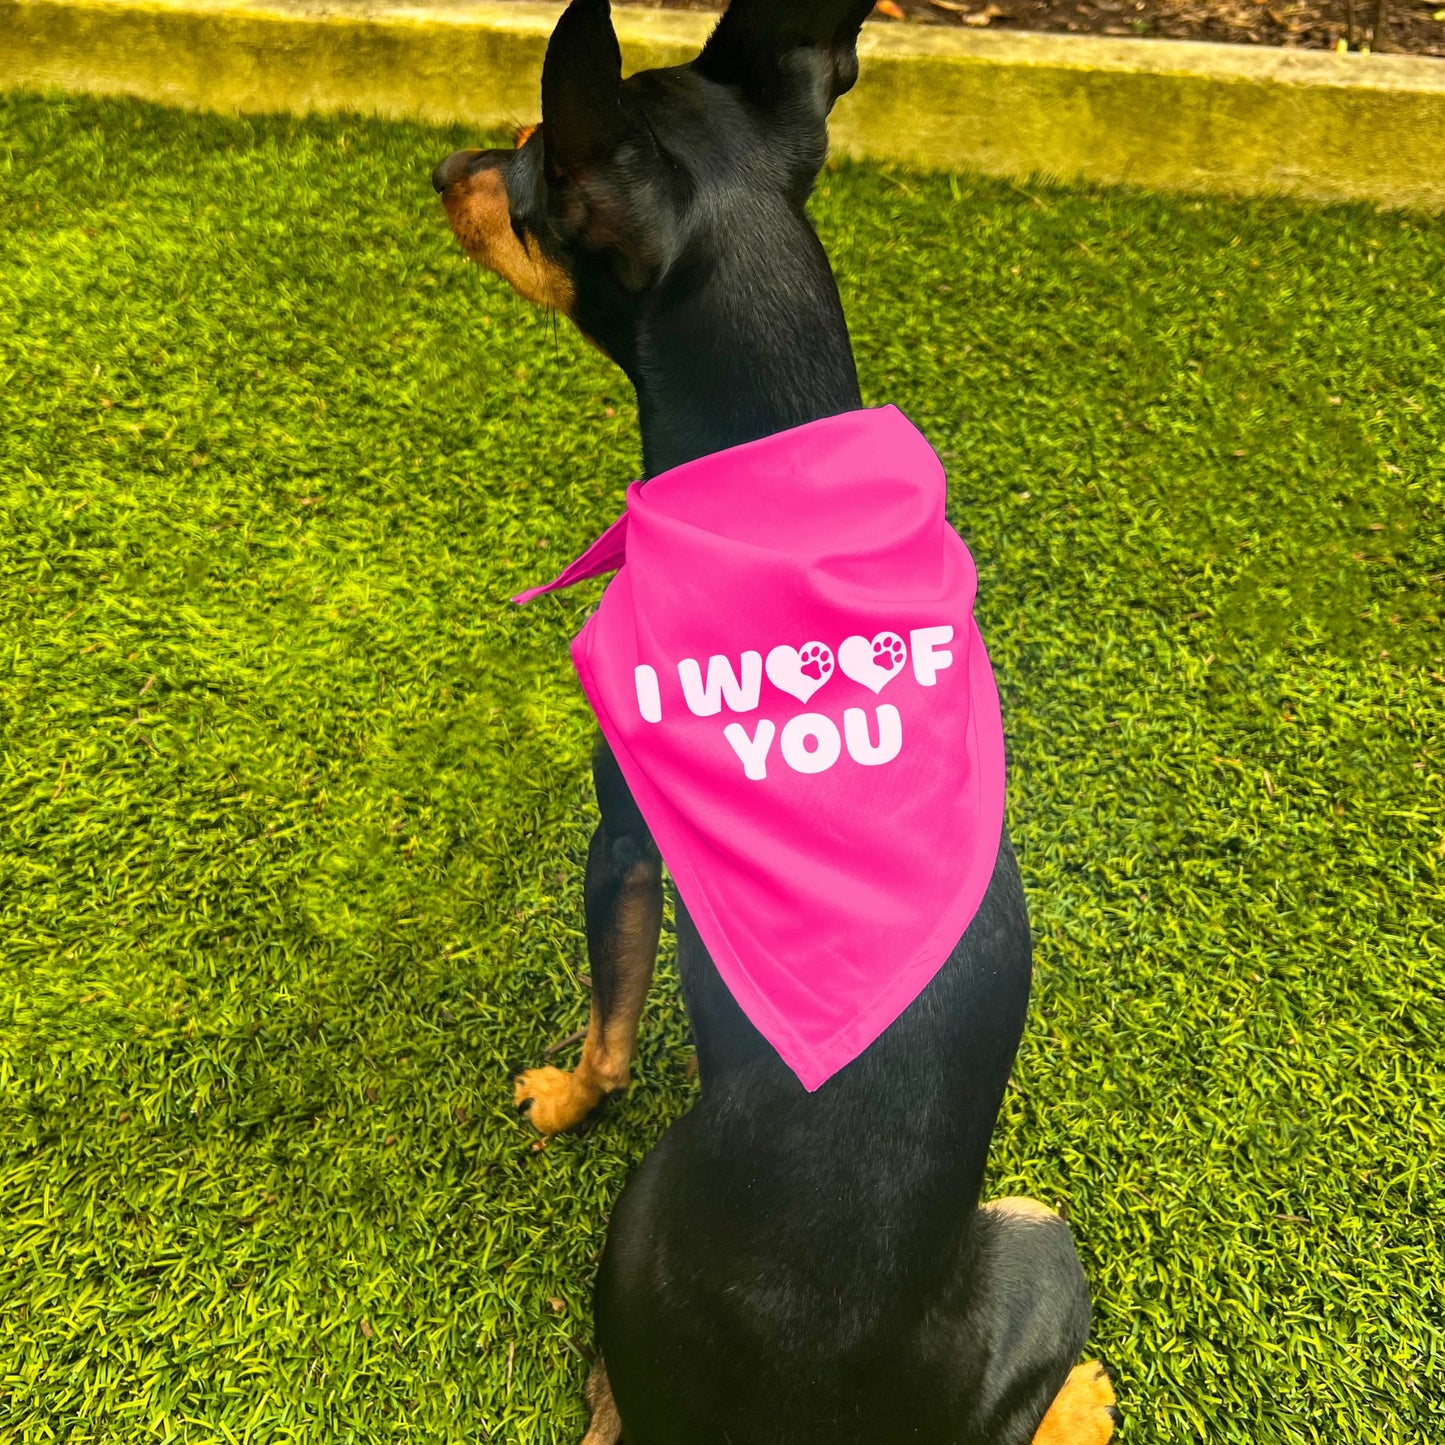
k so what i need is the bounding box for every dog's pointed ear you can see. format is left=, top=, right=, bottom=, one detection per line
left=538, top=0, right=674, bottom=290
left=694, top=0, right=875, bottom=112
left=541, top=0, right=627, bottom=177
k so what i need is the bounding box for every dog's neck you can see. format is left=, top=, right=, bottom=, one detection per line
left=629, top=225, right=863, bottom=478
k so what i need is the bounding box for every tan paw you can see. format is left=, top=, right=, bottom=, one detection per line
left=514, top=1066, right=606, bottom=1136
left=1032, top=1361, right=1119, bottom=1445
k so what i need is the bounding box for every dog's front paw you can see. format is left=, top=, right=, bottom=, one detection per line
left=1032, top=1361, right=1119, bottom=1445
left=515, top=1066, right=607, bottom=1136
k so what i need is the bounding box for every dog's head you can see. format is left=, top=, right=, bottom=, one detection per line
left=433, top=0, right=873, bottom=370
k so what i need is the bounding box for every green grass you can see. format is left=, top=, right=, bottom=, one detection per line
left=1, top=90, right=1442, bottom=1443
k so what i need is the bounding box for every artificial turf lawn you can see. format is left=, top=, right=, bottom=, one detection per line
left=1, top=88, right=1442, bottom=1443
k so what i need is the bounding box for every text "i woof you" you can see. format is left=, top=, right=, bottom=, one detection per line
left=632, top=625, right=955, bottom=781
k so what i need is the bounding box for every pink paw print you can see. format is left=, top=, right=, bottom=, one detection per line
left=799, top=642, right=834, bottom=682
left=873, top=634, right=905, bottom=674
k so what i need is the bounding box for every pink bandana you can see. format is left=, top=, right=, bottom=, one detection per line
left=515, top=406, right=1005, bottom=1091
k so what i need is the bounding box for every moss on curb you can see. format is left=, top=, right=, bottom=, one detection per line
left=3, top=0, right=1445, bottom=208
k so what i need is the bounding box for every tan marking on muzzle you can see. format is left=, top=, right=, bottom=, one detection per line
left=440, top=161, right=574, bottom=314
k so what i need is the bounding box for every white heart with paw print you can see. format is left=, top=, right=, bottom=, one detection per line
left=838, top=632, right=907, bottom=694
left=765, top=641, right=834, bottom=703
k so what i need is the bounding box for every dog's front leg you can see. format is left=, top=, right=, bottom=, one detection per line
left=516, top=738, right=662, bottom=1136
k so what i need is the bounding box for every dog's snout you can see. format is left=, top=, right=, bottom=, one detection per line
left=432, top=149, right=489, bottom=194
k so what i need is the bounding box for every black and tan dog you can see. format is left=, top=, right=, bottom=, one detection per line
left=433, top=2, right=1119, bottom=1440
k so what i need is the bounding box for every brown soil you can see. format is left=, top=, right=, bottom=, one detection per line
left=602, top=0, right=1445, bottom=58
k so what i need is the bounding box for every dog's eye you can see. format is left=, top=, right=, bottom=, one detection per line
left=513, top=124, right=538, bottom=150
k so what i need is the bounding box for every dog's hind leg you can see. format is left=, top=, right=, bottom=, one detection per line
left=918, top=1197, right=1113, bottom=1445
left=974, top=1198, right=1116, bottom=1445
left=580, top=1359, right=624, bottom=1445
left=517, top=738, right=663, bottom=1136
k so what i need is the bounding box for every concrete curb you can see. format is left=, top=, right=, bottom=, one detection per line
left=4, top=0, right=1445, bottom=209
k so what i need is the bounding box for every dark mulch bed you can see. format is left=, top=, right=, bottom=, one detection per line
left=618, top=0, right=1445, bottom=57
